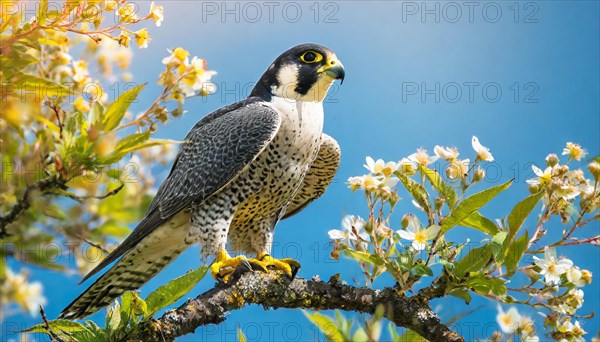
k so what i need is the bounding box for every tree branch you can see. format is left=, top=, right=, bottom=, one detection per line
left=133, top=270, right=463, bottom=342
left=0, top=176, right=65, bottom=239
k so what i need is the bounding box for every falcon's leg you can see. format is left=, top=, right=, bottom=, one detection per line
left=245, top=215, right=301, bottom=279
left=191, top=190, right=262, bottom=282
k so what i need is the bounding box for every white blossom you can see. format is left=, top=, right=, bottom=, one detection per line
left=149, top=2, right=164, bottom=26
left=396, top=216, right=440, bottom=251
left=526, top=165, right=552, bottom=186
left=471, top=136, right=494, bottom=161
left=496, top=305, right=521, bottom=334
left=562, top=142, right=587, bottom=161
left=566, top=266, right=586, bottom=287
left=434, top=145, right=459, bottom=160
left=328, top=215, right=369, bottom=242
left=364, top=156, right=397, bottom=178
left=533, top=247, right=573, bottom=285
left=404, top=148, right=439, bottom=167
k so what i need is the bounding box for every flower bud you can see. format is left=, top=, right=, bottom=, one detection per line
left=588, top=161, right=600, bottom=181
left=330, top=243, right=340, bottom=260
left=544, top=312, right=559, bottom=327
left=473, top=167, right=485, bottom=182
left=581, top=269, right=592, bottom=284
left=445, top=166, right=459, bottom=180
left=528, top=184, right=540, bottom=194
left=554, top=165, right=569, bottom=177
left=171, top=106, right=184, bottom=117
left=117, top=32, right=130, bottom=47
left=104, top=0, right=118, bottom=11
left=401, top=163, right=416, bottom=176
left=548, top=179, right=561, bottom=192
left=545, top=153, right=559, bottom=167
left=401, top=214, right=410, bottom=229
left=434, top=198, right=444, bottom=211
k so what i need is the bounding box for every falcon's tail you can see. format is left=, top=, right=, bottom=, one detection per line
left=60, top=220, right=190, bottom=319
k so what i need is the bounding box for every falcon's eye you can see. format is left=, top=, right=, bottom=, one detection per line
left=300, top=51, right=323, bottom=63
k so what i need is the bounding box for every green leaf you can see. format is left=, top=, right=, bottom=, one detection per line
left=441, top=179, right=513, bottom=233
left=14, top=73, right=72, bottom=97
left=352, top=327, right=368, bottom=342
left=412, top=263, right=433, bottom=277
left=82, top=321, right=107, bottom=342
left=103, top=83, right=146, bottom=131
left=24, top=319, right=91, bottom=338
left=119, top=138, right=180, bottom=156
left=507, top=191, right=544, bottom=241
left=102, top=130, right=180, bottom=164
left=439, top=259, right=454, bottom=269
left=99, top=132, right=149, bottom=164
left=38, top=0, right=48, bottom=25
left=145, top=266, right=208, bottom=318
left=106, top=169, right=122, bottom=181
left=334, top=311, right=352, bottom=338
left=106, top=300, right=122, bottom=334
left=464, top=274, right=507, bottom=297
left=422, top=166, right=457, bottom=208
left=304, top=311, right=344, bottom=342
left=0, top=55, right=39, bottom=75
left=116, top=131, right=150, bottom=150
left=120, top=291, right=136, bottom=320
left=397, top=329, right=427, bottom=342
left=504, top=232, right=529, bottom=275
left=237, top=328, right=247, bottom=342
left=396, top=172, right=430, bottom=214
left=459, top=211, right=499, bottom=236
left=491, top=232, right=508, bottom=264
left=389, top=323, right=401, bottom=342
left=64, top=111, right=83, bottom=137
left=454, top=245, right=492, bottom=278
left=88, top=102, right=105, bottom=127
left=132, top=293, right=147, bottom=317
left=341, top=248, right=384, bottom=266
left=448, top=288, right=472, bottom=304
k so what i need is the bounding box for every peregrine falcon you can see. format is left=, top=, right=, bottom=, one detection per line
left=60, top=43, right=344, bottom=319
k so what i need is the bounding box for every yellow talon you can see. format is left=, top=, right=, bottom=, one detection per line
left=248, top=252, right=301, bottom=279
left=210, top=249, right=301, bottom=282
left=210, top=249, right=250, bottom=282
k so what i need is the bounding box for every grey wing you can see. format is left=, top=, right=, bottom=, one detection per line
left=79, top=99, right=281, bottom=283
left=282, top=133, right=340, bottom=219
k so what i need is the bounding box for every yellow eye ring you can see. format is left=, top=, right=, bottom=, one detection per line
left=300, top=51, right=323, bottom=63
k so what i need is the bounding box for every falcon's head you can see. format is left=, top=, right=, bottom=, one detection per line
left=251, top=43, right=345, bottom=102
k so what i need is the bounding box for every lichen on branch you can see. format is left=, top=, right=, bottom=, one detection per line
left=133, top=270, right=463, bottom=342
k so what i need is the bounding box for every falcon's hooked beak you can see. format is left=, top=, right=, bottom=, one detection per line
left=318, top=58, right=345, bottom=84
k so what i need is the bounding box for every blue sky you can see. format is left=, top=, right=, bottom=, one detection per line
left=5, top=1, right=599, bottom=341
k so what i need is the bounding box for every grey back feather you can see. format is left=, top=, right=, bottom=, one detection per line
left=79, top=97, right=281, bottom=283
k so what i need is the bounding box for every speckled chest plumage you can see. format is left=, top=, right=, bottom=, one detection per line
left=189, top=97, right=324, bottom=256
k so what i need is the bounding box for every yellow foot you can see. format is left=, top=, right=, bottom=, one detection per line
left=210, top=249, right=254, bottom=283
left=247, top=252, right=301, bottom=279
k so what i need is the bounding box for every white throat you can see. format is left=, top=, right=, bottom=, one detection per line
left=270, top=64, right=336, bottom=102
left=269, top=95, right=324, bottom=139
